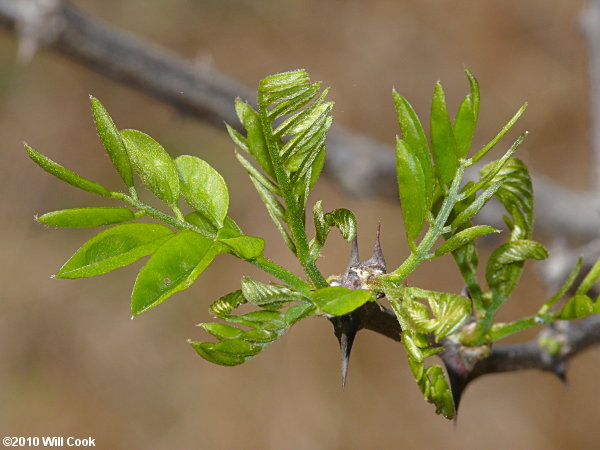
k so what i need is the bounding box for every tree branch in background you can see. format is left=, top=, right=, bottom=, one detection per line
left=0, top=0, right=599, bottom=240
left=1, top=0, right=599, bottom=402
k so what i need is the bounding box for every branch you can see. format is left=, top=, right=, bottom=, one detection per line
left=0, top=1, right=599, bottom=241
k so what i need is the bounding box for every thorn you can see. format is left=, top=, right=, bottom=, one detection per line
left=330, top=313, right=360, bottom=390
left=553, top=362, right=569, bottom=387
left=363, top=224, right=386, bottom=272
left=346, top=237, right=360, bottom=271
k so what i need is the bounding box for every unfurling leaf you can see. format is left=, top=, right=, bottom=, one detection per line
left=131, top=231, right=219, bottom=315
left=435, top=225, right=499, bottom=257
left=486, top=239, right=548, bottom=297
left=396, top=138, right=427, bottom=241
left=37, top=207, right=135, bottom=228
left=311, top=287, right=373, bottom=316
left=25, top=145, right=112, bottom=197
left=90, top=96, right=133, bottom=187
left=56, top=223, right=174, bottom=279
left=120, top=129, right=180, bottom=206
left=560, top=294, right=594, bottom=320
left=241, top=276, right=306, bottom=309
left=175, top=155, right=229, bottom=228
left=430, top=82, right=458, bottom=186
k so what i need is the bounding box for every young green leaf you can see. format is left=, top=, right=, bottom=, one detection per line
left=453, top=94, right=475, bottom=158
left=90, top=96, right=134, bottom=187
left=131, top=231, right=220, bottom=315
left=221, top=236, right=265, bottom=260
left=430, top=82, right=458, bottom=186
left=209, top=290, right=247, bottom=318
left=240, top=276, right=305, bottom=308
left=560, top=294, right=594, bottom=320
left=175, top=155, right=229, bottom=228
left=311, top=287, right=373, bottom=316
left=25, top=145, right=112, bottom=197
left=464, top=67, right=480, bottom=121
left=393, top=91, right=433, bottom=207
left=486, top=239, right=548, bottom=297
left=199, top=323, right=243, bottom=340
left=575, top=257, right=600, bottom=295
left=234, top=99, right=275, bottom=179
left=120, top=129, right=180, bottom=206
left=189, top=341, right=247, bottom=366
left=285, top=303, right=316, bottom=325
left=56, top=223, right=174, bottom=279
left=435, top=225, right=499, bottom=257
left=37, top=207, right=135, bottom=228
left=396, top=138, right=427, bottom=241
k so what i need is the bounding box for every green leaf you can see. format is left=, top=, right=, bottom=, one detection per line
left=393, top=91, right=433, bottom=207
left=175, top=155, right=229, bottom=228
left=234, top=99, right=275, bottom=179
left=90, top=96, right=134, bottom=187
left=453, top=94, right=475, bottom=158
left=427, top=293, right=470, bottom=339
left=435, top=225, right=499, bottom=257
left=576, top=257, right=600, bottom=295
left=189, top=341, right=246, bottom=366
left=396, top=138, right=427, bottom=241
left=56, top=223, right=174, bottom=279
left=241, top=276, right=305, bottom=308
left=37, top=207, right=135, bottom=228
left=131, top=231, right=219, bottom=315
left=311, top=287, right=373, bottom=316
left=184, top=211, right=218, bottom=237
left=25, top=145, right=112, bottom=197
left=430, top=82, right=458, bottom=186
left=242, top=329, right=278, bottom=343
left=481, top=158, right=533, bottom=240
left=560, top=294, right=594, bottom=320
left=199, top=323, right=243, bottom=340
left=465, top=67, right=480, bottom=121
left=120, top=129, right=180, bottom=206
left=486, top=239, right=548, bottom=296
left=285, top=303, right=316, bottom=325
left=219, top=234, right=265, bottom=260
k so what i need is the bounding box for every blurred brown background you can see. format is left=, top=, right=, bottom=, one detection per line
left=1, top=0, right=599, bottom=449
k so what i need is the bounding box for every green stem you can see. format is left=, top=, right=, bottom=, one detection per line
left=383, top=164, right=465, bottom=283
left=483, top=311, right=559, bottom=343
left=471, top=103, right=527, bottom=164
left=252, top=256, right=312, bottom=293
left=257, top=97, right=328, bottom=288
